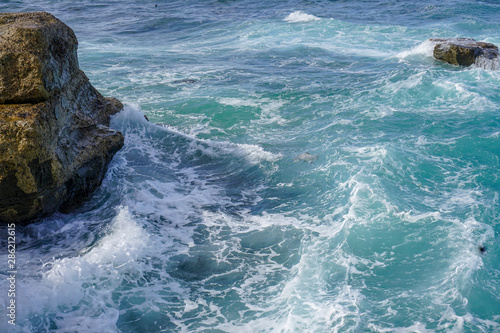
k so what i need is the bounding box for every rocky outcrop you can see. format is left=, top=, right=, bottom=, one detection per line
left=0, top=12, right=124, bottom=224
left=431, top=38, right=499, bottom=68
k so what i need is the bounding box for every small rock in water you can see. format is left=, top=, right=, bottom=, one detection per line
left=294, top=152, right=318, bottom=163
left=431, top=38, right=499, bottom=68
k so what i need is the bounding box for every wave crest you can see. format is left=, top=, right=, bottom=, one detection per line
left=284, top=11, right=320, bottom=23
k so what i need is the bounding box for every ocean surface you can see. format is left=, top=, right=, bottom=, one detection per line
left=1, top=1, right=500, bottom=332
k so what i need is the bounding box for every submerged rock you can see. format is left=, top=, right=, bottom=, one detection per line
left=431, top=38, right=499, bottom=68
left=172, top=79, right=198, bottom=84
left=0, top=12, right=124, bottom=224
left=294, top=152, right=318, bottom=163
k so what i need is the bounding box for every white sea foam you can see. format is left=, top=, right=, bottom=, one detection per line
left=204, top=235, right=367, bottom=332
left=181, top=135, right=283, bottom=164
left=391, top=322, right=434, bottom=333
left=3, top=207, right=151, bottom=332
left=395, top=39, right=435, bottom=61
left=284, top=11, right=321, bottom=23
left=434, top=80, right=487, bottom=105
left=473, top=54, right=500, bottom=70
left=343, top=145, right=388, bottom=164
left=194, top=130, right=282, bottom=164
left=218, top=97, right=261, bottom=108
left=362, top=105, right=396, bottom=120
left=114, top=105, right=283, bottom=165
left=439, top=189, right=482, bottom=211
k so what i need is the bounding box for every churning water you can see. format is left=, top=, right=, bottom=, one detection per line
left=1, top=0, right=500, bottom=332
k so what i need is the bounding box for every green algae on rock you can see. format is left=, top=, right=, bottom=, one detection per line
left=0, top=12, right=124, bottom=224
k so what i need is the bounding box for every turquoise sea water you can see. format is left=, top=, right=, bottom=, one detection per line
left=1, top=1, right=500, bottom=332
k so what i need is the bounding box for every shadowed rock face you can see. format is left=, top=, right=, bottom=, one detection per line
left=0, top=12, right=124, bottom=224
left=431, top=38, right=499, bottom=67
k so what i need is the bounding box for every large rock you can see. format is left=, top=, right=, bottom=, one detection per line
left=0, top=12, right=124, bottom=224
left=431, top=38, right=499, bottom=67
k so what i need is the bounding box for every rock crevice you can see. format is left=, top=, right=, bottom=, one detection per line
left=0, top=12, right=124, bottom=224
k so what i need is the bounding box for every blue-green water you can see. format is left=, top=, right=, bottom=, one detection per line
left=1, top=1, right=500, bottom=332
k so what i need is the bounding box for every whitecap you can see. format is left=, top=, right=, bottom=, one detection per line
left=112, top=105, right=283, bottom=165
left=284, top=11, right=321, bottom=23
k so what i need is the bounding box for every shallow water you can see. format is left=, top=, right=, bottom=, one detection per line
left=1, top=1, right=500, bottom=332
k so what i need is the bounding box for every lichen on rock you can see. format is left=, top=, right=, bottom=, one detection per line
left=0, top=12, right=124, bottom=224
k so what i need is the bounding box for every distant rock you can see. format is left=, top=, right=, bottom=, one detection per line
left=431, top=38, right=499, bottom=68
left=294, top=152, right=318, bottom=163
left=0, top=12, right=124, bottom=224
